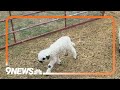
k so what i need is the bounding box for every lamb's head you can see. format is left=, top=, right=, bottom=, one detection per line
left=38, top=48, right=50, bottom=63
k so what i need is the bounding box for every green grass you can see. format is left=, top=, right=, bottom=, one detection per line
left=16, top=19, right=65, bottom=41
left=0, top=11, right=103, bottom=49
left=0, top=37, right=5, bottom=47
left=0, top=34, right=15, bottom=47
left=0, top=22, right=6, bottom=47
left=66, top=18, right=90, bottom=26
left=0, top=11, right=9, bottom=19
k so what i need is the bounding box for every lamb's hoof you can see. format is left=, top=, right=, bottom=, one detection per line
left=57, top=59, right=61, bottom=65
left=65, top=53, right=68, bottom=56
left=119, top=49, right=120, bottom=53
left=57, top=62, right=62, bottom=65
left=44, top=72, right=51, bottom=76
left=74, top=56, right=77, bottom=60
left=43, top=74, right=49, bottom=76
left=57, top=60, right=62, bottom=65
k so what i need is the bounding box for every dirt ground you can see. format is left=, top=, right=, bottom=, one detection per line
left=0, top=11, right=120, bottom=79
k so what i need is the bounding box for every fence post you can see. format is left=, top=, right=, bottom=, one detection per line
left=101, top=11, right=105, bottom=16
left=9, top=11, right=17, bottom=43
left=64, top=11, right=67, bottom=27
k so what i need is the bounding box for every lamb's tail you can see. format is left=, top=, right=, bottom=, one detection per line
left=71, top=42, right=75, bottom=47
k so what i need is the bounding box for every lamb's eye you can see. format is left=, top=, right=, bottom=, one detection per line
left=42, top=58, right=45, bottom=60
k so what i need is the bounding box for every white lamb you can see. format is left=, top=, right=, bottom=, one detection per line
left=38, top=36, right=77, bottom=73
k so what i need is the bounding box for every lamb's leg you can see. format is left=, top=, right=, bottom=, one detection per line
left=71, top=42, right=75, bottom=47
left=46, top=57, right=57, bottom=73
left=119, top=44, right=120, bottom=53
left=57, top=56, right=61, bottom=65
left=64, top=50, right=68, bottom=56
left=69, top=45, right=77, bottom=60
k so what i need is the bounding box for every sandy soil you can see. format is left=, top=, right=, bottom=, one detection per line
left=0, top=11, right=120, bottom=79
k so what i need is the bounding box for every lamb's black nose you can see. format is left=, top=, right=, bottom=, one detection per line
left=39, top=61, right=43, bottom=63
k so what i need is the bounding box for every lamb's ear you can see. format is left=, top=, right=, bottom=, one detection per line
left=46, top=55, right=50, bottom=60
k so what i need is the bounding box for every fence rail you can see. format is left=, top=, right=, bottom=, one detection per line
left=0, top=11, right=105, bottom=50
